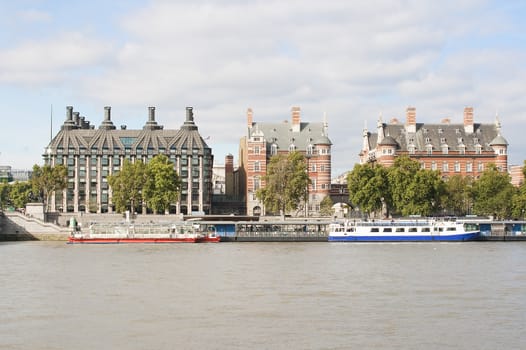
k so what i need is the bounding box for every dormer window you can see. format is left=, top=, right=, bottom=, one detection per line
left=475, top=144, right=482, bottom=154
left=426, top=144, right=433, bottom=155
left=423, top=128, right=428, bottom=134
left=289, top=144, right=296, bottom=152
left=270, top=143, right=278, bottom=156
left=425, top=137, right=431, bottom=144
left=438, top=128, right=443, bottom=134
left=408, top=144, right=416, bottom=154
left=441, top=144, right=448, bottom=155
left=459, top=144, right=466, bottom=155
left=440, top=137, right=446, bottom=144
left=307, top=144, right=314, bottom=155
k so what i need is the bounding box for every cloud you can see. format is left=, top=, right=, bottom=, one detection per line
left=16, top=9, right=52, bottom=23
left=0, top=32, right=112, bottom=84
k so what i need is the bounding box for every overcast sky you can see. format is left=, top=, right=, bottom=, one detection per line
left=1, top=0, right=525, bottom=177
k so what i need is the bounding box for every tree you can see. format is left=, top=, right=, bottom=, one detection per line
left=256, top=151, right=310, bottom=216
left=9, top=181, right=33, bottom=209
left=347, top=163, right=389, bottom=218
left=471, top=164, right=515, bottom=219
left=30, top=164, right=67, bottom=212
left=108, top=159, right=147, bottom=213
left=388, top=156, right=444, bottom=217
left=0, top=183, right=10, bottom=209
left=443, top=175, right=473, bottom=216
left=511, top=161, right=526, bottom=219
left=143, top=155, right=181, bottom=214
left=319, top=195, right=334, bottom=217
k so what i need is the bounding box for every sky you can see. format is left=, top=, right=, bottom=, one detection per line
left=1, top=0, right=525, bottom=177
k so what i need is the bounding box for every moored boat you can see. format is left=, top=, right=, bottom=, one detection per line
left=328, top=218, right=480, bottom=242
left=68, top=222, right=211, bottom=244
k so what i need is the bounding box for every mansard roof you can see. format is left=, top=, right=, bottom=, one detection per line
left=45, top=106, right=211, bottom=157
left=249, top=121, right=331, bottom=150
left=368, top=122, right=502, bottom=153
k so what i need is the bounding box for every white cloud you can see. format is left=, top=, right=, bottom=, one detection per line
left=0, top=32, right=112, bottom=84
left=1, top=0, right=526, bottom=172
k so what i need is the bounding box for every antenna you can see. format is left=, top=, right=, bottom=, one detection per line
left=50, top=104, right=53, bottom=141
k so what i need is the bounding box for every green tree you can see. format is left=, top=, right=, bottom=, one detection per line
left=319, top=195, right=334, bottom=217
left=347, top=163, right=389, bottom=218
left=0, top=183, right=10, bottom=209
left=108, top=159, right=147, bottom=213
left=443, top=175, right=473, bottom=216
left=143, top=154, right=181, bottom=214
left=256, top=151, right=310, bottom=216
left=30, top=164, right=67, bottom=212
left=471, top=164, right=515, bottom=219
left=388, top=156, right=444, bottom=217
left=9, top=181, right=33, bottom=209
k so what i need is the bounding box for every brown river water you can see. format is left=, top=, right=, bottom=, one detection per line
left=1, top=241, right=525, bottom=349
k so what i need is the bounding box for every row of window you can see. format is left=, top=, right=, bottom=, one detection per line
left=422, top=161, right=485, bottom=173
left=251, top=144, right=330, bottom=156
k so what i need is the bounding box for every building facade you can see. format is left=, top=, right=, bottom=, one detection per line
left=44, top=106, right=213, bottom=214
left=360, top=106, right=508, bottom=178
left=239, top=107, right=332, bottom=216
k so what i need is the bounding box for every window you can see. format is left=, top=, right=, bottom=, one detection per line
left=475, top=145, right=482, bottom=154
left=467, top=163, right=473, bottom=172
left=311, top=164, right=316, bottom=172
left=426, top=145, right=433, bottom=155
left=254, top=161, right=260, bottom=172
left=289, top=144, right=296, bottom=152
left=408, top=145, right=415, bottom=154
left=459, top=145, right=465, bottom=155
left=254, top=145, right=260, bottom=155
left=478, top=162, right=484, bottom=172
left=253, top=176, right=260, bottom=191
left=271, top=144, right=278, bottom=156
left=421, top=162, right=425, bottom=169
left=443, top=162, right=449, bottom=172
left=307, top=144, right=314, bottom=155
left=431, top=161, right=437, bottom=171
left=454, top=161, right=460, bottom=172
left=442, top=145, right=448, bottom=154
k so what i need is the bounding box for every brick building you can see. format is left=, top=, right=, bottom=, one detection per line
left=239, top=107, right=332, bottom=216
left=360, top=106, right=508, bottom=178
left=44, top=106, right=213, bottom=214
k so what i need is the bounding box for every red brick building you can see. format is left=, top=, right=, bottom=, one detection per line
left=360, top=106, right=508, bottom=178
left=239, top=107, right=332, bottom=216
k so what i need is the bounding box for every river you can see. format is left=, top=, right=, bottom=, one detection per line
left=1, top=241, right=525, bottom=349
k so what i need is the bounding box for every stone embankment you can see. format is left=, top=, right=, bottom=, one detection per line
left=0, top=211, right=70, bottom=241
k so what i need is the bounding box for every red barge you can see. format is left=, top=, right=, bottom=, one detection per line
left=68, top=222, right=220, bottom=244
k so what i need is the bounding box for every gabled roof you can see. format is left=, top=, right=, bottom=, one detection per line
left=249, top=121, right=331, bottom=150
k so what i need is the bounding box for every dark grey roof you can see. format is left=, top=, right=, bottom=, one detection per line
left=368, top=122, right=502, bottom=152
left=489, top=134, right=508, bottom=146
left=45, top=107, right=211, bottom=157
left=379, top=135, right=398, bottom=146
left=250, top=121, right=331, bottom=151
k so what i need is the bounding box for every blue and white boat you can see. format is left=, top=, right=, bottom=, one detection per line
left=328, top=218, right=480, bottom=242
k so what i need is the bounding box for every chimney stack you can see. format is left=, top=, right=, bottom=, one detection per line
left=464, top=106, right=474, bottom=134
left=148, top=106, right=155, bottom=122
left=405, top=106, right=416, bottom=133
left=291, top=106, right=301, bottom=132
left=100, top=106, right=116, bottom=130
left=63, top=106, right=76, bottom=130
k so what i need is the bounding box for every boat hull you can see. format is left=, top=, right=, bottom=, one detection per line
left=68, top=237, right=197, bottom=244
left=328, top=231, right=480, bottom=242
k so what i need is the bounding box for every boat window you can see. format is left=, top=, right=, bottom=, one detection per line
left=408, top=228, right=418, bottom=232
left=370, top=228, right=379, bottom=233
left=396, top=228, right=405, bottom=232
left=383, top=228, right=392, bottom=232
left=446, top=227, right=456, bottom=231
left=346, top=228, right=354, bottom=232
left=421, top=227, right=430, bottom=232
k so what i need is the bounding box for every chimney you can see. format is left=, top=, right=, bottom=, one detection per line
left=100, top=106, right=116, bottom=130
left=181, top=106, right=197, bottom=130
left=225, top=154, right=234, bottom=197
left=406, top=106, right=416, bottom=133
left=73, top=112, right=80, bottom=127
left=291, top=106, right=301, bottom=132
left=144, top=106, right=161, bottom=130
left=148, top=106, right=155, bottom=122
left=66, top=106, right=73, bottom=121
left=62, top=106, right=76, bottom=129
left=464, top=106, right=474, bottom=134
left=247, top=108, right=253, bottom=129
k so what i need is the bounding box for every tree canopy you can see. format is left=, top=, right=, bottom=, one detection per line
left=30, top=164, right=67, bottom=212
left=471, top=164, right=515, bottom=219
left=256, top=151, right=310, bottom=216
left=108, top=155, right=181, bottom=214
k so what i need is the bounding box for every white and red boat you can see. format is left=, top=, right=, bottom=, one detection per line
left=68, top=222, right=220, bottom=244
